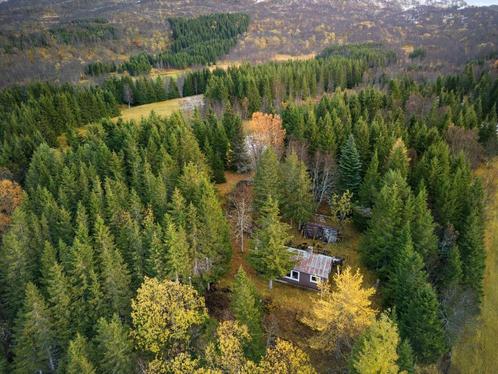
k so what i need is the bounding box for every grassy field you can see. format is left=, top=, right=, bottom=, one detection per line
left=215, top=171, right=377, bottom=372
left=113, top=95, right=203, bottom=122
left=450, top=158, right=498, bottom=373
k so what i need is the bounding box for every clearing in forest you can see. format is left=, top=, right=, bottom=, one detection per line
left=113, top=95, right=204, bottom=122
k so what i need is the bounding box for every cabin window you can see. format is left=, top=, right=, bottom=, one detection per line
left=285, top=270, right=300, bottom=281
left=310, top=275, right=319, bottom=284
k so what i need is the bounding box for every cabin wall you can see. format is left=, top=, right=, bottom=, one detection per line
left=281, top=271, right=321, bottom=290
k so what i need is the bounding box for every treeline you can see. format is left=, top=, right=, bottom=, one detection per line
left=0, top=114, right=233, bottom=372
left=277, top=71, right=495, bottom=364
left=203, top=55, right=385, bottom=115
left=1, top=19, right=119, bottom=53
left=102, top=76, right=180, bottom=106
left=317, top=42, right=397, bottom=67
left=86, top=13, right=249, bottom=77
left=0, top=82, right=119, bottom=179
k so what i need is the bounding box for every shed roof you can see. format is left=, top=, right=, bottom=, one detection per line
left=287, top=247, right=337, bottom=279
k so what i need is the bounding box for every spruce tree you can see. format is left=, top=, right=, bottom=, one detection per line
left=458, top=207, right=485, bottom=296
left=13, top=283, right=56, bottom=374
left=250, top=196, right=293, bottom=289
left=253, top=148, right=281, bottom=213
left=386, top=138, right=410, bottom=179
left=280, top=152, right=315, bottom=227
left=66, top=334, right=96, bottom=374
left=231, top=267, right=264, bottom=359
left=397, top=339, right=416, bottom=374
left=165, top=222, right=192, bottom=282
left=358, top=150, right=380, bottom=207
left=410, top=185, right=438, bottom=266
left=338, top=134, right=362, bottom=195
left=95, top=315, right=134, bottom=374
left=389, top=232, right=446, bottom=364
left=360, top=171, right=407, bottom=278
left=45, top=262, right=73, bottom=356
left=94, top=216, right=132, bottom=319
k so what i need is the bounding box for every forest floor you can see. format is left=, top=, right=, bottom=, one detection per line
left=113, top=94, right=204, bottom=122
left=450, top=157, right=498, bottom=373
left=214, top=170, right=377, bottom=372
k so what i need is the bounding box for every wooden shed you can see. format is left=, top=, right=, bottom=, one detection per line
left=302, top=222, right=341, bottom=243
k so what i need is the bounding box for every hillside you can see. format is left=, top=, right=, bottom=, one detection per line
left=0, top=0, right=497, bottom=87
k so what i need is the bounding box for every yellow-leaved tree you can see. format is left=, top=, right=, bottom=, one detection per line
left=258, top=339, right=317, bottom=374
left=206, top=321, right=251, bottom=373
left=349, top=312, right=400, bottom=374
left=302, top=266, right=376, bottom=356
left=131, top=277, right=207, bottom=356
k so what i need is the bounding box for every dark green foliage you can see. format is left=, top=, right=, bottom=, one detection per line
left=388, top=232, right=447, bottom=364
left=13, top=283, right=56, bottom=374
left=95, top=315, right=134, bottom=374
left=253, top=148, right=281, bottom=213
left=408, top=48, right=426, bottom=60
left=458, top=207, right=485, bottom=296
left=1, top=19, right=119, bottom=53
left=231, top=267, right=265, bottom=359
left=338, top=134, right=362, bottom=196
left=358, top=150, right=380, bottom=207
left=0, top=82, right=119, bottom=180
left=250, top=196, right=293, bottom=289
left=397, top=339, right=416, bottom=374
left=318, top=43, right=397, bottom=69
left=280, top=152, right=315, bottom=227
left=89, top=13, right=249, bottom=76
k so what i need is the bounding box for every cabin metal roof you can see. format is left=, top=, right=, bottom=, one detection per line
left=287, top=247, right=335, bottom=279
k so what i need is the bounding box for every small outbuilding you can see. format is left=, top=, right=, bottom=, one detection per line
left=280, top=247, right=344, bottom=290
left=302, top=222, right=340, bottom=243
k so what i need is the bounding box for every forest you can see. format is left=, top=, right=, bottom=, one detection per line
left=1, top=19, right=120, bottom=53
left=86, top=13, right=250, bottom=77
left=0, top=33, right=497, bottom=372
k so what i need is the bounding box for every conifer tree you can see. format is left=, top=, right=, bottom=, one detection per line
left=458, top=207, right=485, bottom=296
left=95, top=315, right=134, bottom=374
left=386, top=138, right=410, bottom=179
left=388, top=232, right=446, bottom=364
left=94, top=216, right=132, bottom=319
left=338, top=134, right=362, bottom=195
left=360, top=171, right=407, bottom=278
left=66, top=334, right=96, bottom=374
left=250, top=196, right=293, bottom=289
left=397, top=339, right=416, bottom=374
left=45, top=262, right=73, bottom=356
left=13, top=283, right=56, bottom=374
left=358, top=150, right=380, bottom=207
left=349, top=313, right=400, bottom=374
left=280, top=152, right=315, bottom=227
left=410, top=185, right=438, bottom=266
left=253, top=148, right=281, bottom=213
left=165, top=222, right=192, bottom=282
left=231, top=267, right=264, bottom=359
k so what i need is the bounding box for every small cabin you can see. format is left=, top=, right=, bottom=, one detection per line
left=302, top=222, right=340, bottom=243
left=280, top=247, right=344, bottom=290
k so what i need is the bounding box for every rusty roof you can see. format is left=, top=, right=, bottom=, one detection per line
left=287, top=247, right=335, bottom=279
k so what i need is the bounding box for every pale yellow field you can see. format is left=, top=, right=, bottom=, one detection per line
left=113, top=95, right=203, bottom=122
left=450, top=158, right=498, bottom=373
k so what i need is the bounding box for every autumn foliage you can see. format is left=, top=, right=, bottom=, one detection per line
left=245, top=112, right=286, bottom=165
left=0, top=179, right=23, bottom=235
